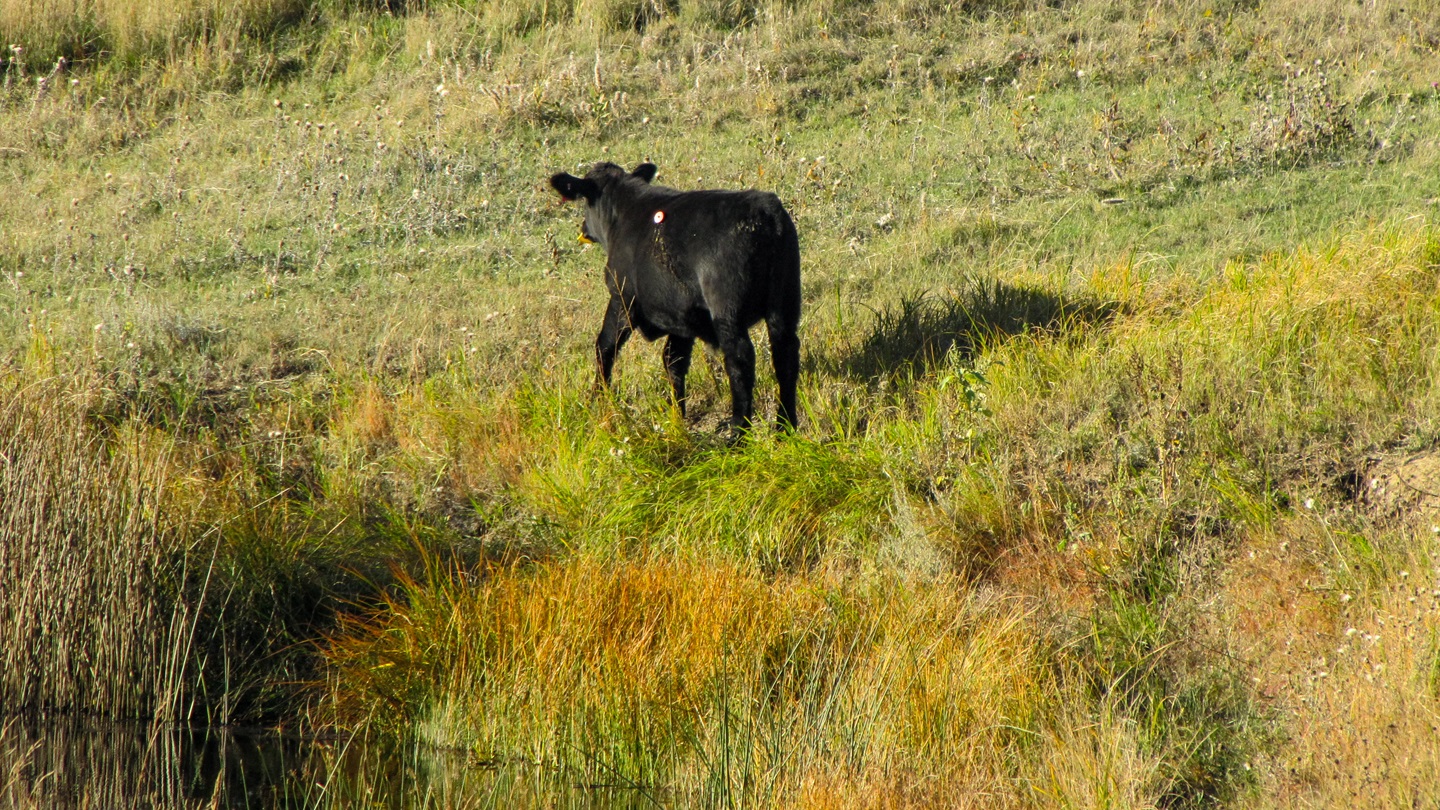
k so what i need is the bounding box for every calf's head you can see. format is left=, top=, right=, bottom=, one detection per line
left=549, top=161, right=659, bottom=249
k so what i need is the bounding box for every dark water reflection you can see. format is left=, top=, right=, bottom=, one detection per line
left=0, top=719, right=656, bottom=809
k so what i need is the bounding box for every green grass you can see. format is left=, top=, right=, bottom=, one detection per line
left=5, top=0, right=1440, bottom=806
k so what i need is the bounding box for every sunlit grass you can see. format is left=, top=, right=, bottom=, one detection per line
left=5, top=0, right=1440, bottom=806
left=327, top=555, right=1062, bottom=805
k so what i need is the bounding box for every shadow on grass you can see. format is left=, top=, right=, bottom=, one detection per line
left=824, top=275, right=1122, bottom=381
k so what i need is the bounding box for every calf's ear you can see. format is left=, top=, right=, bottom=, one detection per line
left=631, top=163, right=658, bottom=183
left=551, top=173, right=599, bottom=202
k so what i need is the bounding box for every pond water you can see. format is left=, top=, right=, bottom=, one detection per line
left=0, top=719, right=657, bottom=809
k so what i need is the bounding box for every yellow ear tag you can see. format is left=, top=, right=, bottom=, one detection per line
left=578, top=231, right=595, bottom=244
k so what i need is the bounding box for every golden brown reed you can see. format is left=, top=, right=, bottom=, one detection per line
left=0, top=380, right=201, bottom=722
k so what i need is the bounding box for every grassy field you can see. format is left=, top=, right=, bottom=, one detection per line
left=4, top=0, right=1440, bottom=806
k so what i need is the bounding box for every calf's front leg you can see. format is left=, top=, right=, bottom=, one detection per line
left=595, top=295, right=633, bottom=389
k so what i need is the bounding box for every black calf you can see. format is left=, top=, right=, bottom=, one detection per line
left=550, top=162, right=802, bottom=433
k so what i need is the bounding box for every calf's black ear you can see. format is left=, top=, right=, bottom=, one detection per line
left=631, top=163, right=658, bottom=183
left=551, top=173, right=598, bottom=202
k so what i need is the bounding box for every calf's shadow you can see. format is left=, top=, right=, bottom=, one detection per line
left=822, top=275, right=1121, bottom=382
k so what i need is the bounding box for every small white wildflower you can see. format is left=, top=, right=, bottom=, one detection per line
left=1304, top=498, right=1315, bottom=510
left=93, top=322, right=104, bottom=331
left=1076, top=69, right=1085, bottom=78
left=1341, top=593, right=1353, bottom=603
left=1345, top=627, right=1357, bottom=637
left=1401, top=570, right=1410, bottom=578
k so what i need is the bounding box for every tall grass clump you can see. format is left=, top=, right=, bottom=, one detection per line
left=515, top=395, right=897, bottom=569
left=0, top=0, right=309, bottom=68
left=326, top=557, right=1065, bottom=806
left=0, top=381, right=205, bottom=722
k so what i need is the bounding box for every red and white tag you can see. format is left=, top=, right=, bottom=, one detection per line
left=653, top=211, right=665, bottom=224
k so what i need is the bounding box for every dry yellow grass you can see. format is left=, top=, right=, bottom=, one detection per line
left=2, top=0, right=304, bottom=65
left=327, top=556, right=1084, bottom=805
left=1229, top=520, right=1440, bottom=809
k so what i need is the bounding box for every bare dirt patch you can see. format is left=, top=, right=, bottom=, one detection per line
left=1362, top=451, right=1440, bottom=526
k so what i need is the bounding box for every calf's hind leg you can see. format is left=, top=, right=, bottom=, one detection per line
left=767, top=316, right=800, bottom=431
left=715, top=321, right=756, bottom=432
left=662, top=335, right=695, bottom=417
